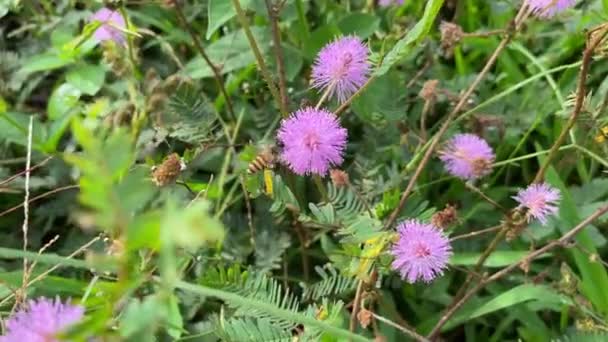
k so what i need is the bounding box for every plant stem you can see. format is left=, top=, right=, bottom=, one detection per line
left=294, top=0, right=310, bottom=41
left=371, top=312, right=430, bottom=342
left=533, top=25, right=608, bottom=183
left=173, top=2, right=236, bottom=122
left=427, top=204, right=608, bottom=338
left=383, top=5, right=528, bottom=230
left=231, top=0, right=288, bottom=117
left=265, top=0, right=289, bottom=113
left=335, top=76, right=375, bottom=116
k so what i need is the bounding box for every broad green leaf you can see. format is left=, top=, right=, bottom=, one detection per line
left=302, top=24, right=341, bottom=60
left=166, top=294, right=184, bottom=339
left=338, top=13, right=380, bottom=39
left=374, top=0, right=444, bottom=76
left=19, top=52, right=74, bottom=74
left=66, top=64, right=105, bottom=95
left=207, top=0, right=252, bottom=39
left=162, top=200, right=225, bottom=249
left=120, top=296, right=162, bottom=339
left=450, top=251, right=551, bottom=268
left=47, top=83, right=82, bottom=120
left=466, top=284, right=570, bottom=320
left=127, top=210, right=162, bottom=252
left=0, top=112, right=47, bottom=147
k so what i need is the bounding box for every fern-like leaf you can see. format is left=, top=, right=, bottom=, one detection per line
left=165, top=84, right=217, bottom=143
left=215, top=317, right=292, bottom=342
left=301, top=264, right=357, bottom=301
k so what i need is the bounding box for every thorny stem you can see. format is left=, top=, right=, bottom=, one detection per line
left=533, top=25, right=608, bottom=183
left=265, top=0, right=289, bottom=113
left=173, top=1, right=236, bottom=122
left=428, top=204, right=608, bottom=339
left=231, top=0, right=288, bottom=117
left=384, top=5, right=529, bottom=230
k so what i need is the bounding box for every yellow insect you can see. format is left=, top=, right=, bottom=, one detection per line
left=595, top=126, right=608, bottom=143
left=247, top=148, right=276, bottom=174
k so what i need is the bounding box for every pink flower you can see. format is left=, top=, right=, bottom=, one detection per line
left=90, top=8, right=126, bottom=44
left=439, top=134, right=495, bottom=181
left=379, top=0, right=405, bottom=6
left=277, top=107, right=347, bottom=176
left=311, top=36, right=370, bottom=104
left=391, top=220, right=452, bottom=283
left=0, top=297, right=85, bottom=342
left=527, top=0, right=576, bottom=17
left=513, top=183, right=561, bottom=225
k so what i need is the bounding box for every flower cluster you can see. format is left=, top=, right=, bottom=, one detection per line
left=439, top=133, right=495, bottom=181
left=513, top=183, right=561, bottom=225
left=0, top=297, right=85, bottom=342
left=390, top=220, right=452, bottom=283
left=311, top=36, right=370, bottom=104
left=90, top=7, right=126, bottom=45
left=277, top=107, right=347, bottom=176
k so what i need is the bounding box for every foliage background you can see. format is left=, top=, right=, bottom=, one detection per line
left=1, top=0, right=608, bottom=341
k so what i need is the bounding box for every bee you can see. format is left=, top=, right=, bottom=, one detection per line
left=595, top=125, right=608, bottom=143
left=247, top=147, right=276, bottom=174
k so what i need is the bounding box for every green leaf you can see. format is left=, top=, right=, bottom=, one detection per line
left=374, top=0, right=444, bottom=76
left=302, top=24, right=341, bottom=60
left=120, top=296, right=162, bottom=338
left=450, top=251, right=551, bottom=268
left=166, top=294, right=183, bottom=340
left=66, top=64, right=105, bottom=95
left=338, top=13, right=380, bottom=39
left=207, top=0, right=252, bottom=39
left=47, top=83, right=81, bottom=120
left=19, top=52, right=74, bottom=74
left=162, top=200, right=225, bottom=249
left=127, top=210, right=161, bottom=252
left=466, top=284, right=570, bottom=320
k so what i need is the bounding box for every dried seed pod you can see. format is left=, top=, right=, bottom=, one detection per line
left=329, top=169, right=350, bottom=188
left=431, top=204, right=458, bottom=229
left=440, top=21, right=464, bottom=56
left=419, top=79, right=439, bottom=102
left=152, top=153, right=185, bottom=186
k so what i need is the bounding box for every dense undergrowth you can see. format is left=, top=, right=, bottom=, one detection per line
left=1, top=0, right=608, bottom=341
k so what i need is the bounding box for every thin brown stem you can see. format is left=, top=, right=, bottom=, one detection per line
left=371, top=312, right=430, bottom=342
left=420, top=99, right=432, bottom=142
left=335, top=76, right=376, bottom=116
left=384, top=5, right=528, bottom=230
left=464, top=182, right=508, bottom=212
left=231, top=0, right=288, bottom=117
left=0, top=185, right=79, bottom=218
left=0, top=156, right=53, bottom=187
left=173, top=1, right=236, bottom=121
left=533, top=25, right=608, bottom=183
left=264, top=0, right=289, bottom=112
left=462, top=29, right=506, bottom=38
left=449, top=225, right=502, bottom=242
left=428, top=204, right=608, bottom=339
left=349, top=280, right=364, bottom=336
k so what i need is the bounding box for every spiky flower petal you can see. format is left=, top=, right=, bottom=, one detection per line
left=379, top=0, right=405, bottom=6
left=391, top=220, right=452, bottom=283
left=90, top=8, right=126, bottom=44
left=513, top=183, right=561, bottom=225
left=277, top=107, right=347, bottom=176
left=439, top=133, right=495, bottom=181
left=311, top=36, right=370, bottom=103
left=0, top=297, right=85, bottom=342
left=527, top=0, right=576, bottom=17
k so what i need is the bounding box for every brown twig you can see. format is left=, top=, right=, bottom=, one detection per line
left=0, top=185, right=79, bottom=218
left=533, top=25, right=608, bottom=183
left=427, top=204, right=608, bottom=339
left=349, top=280, right=364, bottom=336
left=384, top=6, right=529, bottom=230
left=264, top=0, right=289, bottom=112
left=371, top=312, right=431, bottom=342
left=231, top=0, right=288, bottom=117
left=335, top=76, right=376, bottom=116
left=0, top=156, right=53, bottom=187
left=449, top=225, right=502, bottom=242
left=173, top=1, right=236, bottom=121
left=464, top=182, right=508, bottom=212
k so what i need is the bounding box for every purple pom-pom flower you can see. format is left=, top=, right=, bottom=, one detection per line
left=439, top=133, right=495, bottom=181
left=390, top=220, right=452, bottom=283
left=0, top=297, right=85, bottom=342
left=527, top=0, right=576, bottom=17
left=311, top=36, right=370, bottom=104
left=277, top=107, right=347, bottom=176
left=513, top=183, right=561, bottom=225
left=90, top=8, right=127, bottom=45
left=379, top=0, right=405, bottom=6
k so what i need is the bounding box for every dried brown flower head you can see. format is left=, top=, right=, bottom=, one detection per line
left=431, top=204, right=458, bottom=229
left=357, top=308, right=373, bottom=329
left=419, top=79, right=439, bottom=102
left=330, top=169, right=350, bottom=188
left=152, top=153, right=185, bottom=186
left=440, top=21, right=464, bottom=56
